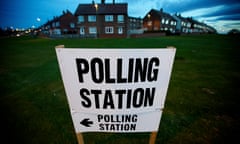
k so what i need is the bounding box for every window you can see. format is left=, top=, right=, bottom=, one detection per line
left=105, top=27, right=114, bottom=34
left=105, top=15, right=113, bottom=22
left=117, top=15, right=124, bottom=22
left=161, top=18, right=165, bottom=24
left=78, top=16, right=84, bottom=23
left=147, top=21, right=152, bottom=26
left=89, top=27, right=97, bottom=34
left=55, top=22, right=60, bottom=27
left=88, top=15, right=96, bottom=22
left=63, top=29, right=68, bottom=34
left=53, top=29, right=61, bottom=35
left=165, top=20, right=169, bottom=24
left=70, top=23, right=75, bottom=28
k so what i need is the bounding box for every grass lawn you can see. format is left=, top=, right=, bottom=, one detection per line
left=0, top=35, right=240, bottom=144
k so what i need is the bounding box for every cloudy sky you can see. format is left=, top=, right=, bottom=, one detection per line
left=1, top=0, right=240, bottom=33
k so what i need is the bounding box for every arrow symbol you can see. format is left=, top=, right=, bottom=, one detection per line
left=80, top=118, right=93, bottom=127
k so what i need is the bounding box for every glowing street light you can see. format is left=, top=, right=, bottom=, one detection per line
left=36, top=17, right=41, bottom=22
left=94, top=4, right=99, bottom=38
left=94, top=4, right=98, bottom=11
left=148, top=14, right=151, bottom=19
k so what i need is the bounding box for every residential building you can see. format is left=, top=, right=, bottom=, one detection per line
left=74, top=0, right=128, bottom=38
left=172, top=14, right=191, bottom=34
left=187, top=18, right=205, bottom=33
left=128, top=16, right=143, bottom=35
left=143, top=9, right=177, bottom=33
left=42, top=10, right=77, bottom=36
left=40, top=1, right=216, bottom=38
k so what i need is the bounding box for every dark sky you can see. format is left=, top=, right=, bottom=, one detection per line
left=0, top=0, right=239, bottom=33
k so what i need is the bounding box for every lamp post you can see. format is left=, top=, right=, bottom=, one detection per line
left=94, top=4, right=99, bottom=38
left=147, top=14, right=152, bottom=31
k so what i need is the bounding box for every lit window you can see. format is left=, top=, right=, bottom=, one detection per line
left=89, top=27, right=97, bottom=34
left=161, top=19, right=165, bottom=24
left=105, top=15, right=113, bottom=22
left=165, top=20, right=169, bottom=24
left=147, top=21, right=152, bottom=26
left=105, top=27, right=114, bottom=34
left=88, top=15, right=96, bottom=22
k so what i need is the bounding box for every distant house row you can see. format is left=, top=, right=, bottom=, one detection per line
left=143, top=9, right=216, bottom=34
left=40, top=0, right=216, bottom=38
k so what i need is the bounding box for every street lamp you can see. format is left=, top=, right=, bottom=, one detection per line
left=94, top=4, right=98, bottom=11
left=94, top=4, right=99, bottom=38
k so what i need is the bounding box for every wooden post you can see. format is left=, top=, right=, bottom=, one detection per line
left=55, top=44, right=85, bottom=144
left=55, top=45, right=65, bottom=48
left=76, top=133, right=84, bottom=144
left=149, top=131, right=158, bottom=144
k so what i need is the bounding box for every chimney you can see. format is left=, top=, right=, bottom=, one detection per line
left=101, top=0, right=105, bottom=4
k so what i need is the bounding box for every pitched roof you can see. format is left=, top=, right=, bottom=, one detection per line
left=174, top=14, right=189, bottom=22
left=146, top=9, right=175, bottom=21
left=75, top=3, right=128, bottom=15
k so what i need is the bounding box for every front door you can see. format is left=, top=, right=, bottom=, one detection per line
left=80, top=27, right=85, bottom=35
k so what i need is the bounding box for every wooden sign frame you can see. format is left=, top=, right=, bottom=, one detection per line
left=55, top=45, right=176, bottom=144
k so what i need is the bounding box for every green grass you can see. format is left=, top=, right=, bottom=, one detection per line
left=1, top=35, right=240, bottom=144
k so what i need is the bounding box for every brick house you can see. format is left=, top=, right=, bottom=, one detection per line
left=143, top=9, right=177, bottom=33
left=74, top=0, right=128, bottom=38
left=42, top=10, right=77, bottom=36
left=172, top=14, right=192, bottom=34
left=187, top=18, right=216, bottom=34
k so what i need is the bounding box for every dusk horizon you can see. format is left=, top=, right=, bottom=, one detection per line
left=1, top=0, right=240, bottom=33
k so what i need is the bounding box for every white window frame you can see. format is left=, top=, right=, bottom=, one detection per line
left=105, top=27, right=114, bottom=34
left=105, top=15, right=113, bottom=22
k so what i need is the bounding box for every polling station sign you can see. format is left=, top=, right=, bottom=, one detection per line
left=56, top=48, right=176, bottom=133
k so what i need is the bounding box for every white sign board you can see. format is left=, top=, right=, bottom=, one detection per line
left=56, top=48, right=176, bottom=133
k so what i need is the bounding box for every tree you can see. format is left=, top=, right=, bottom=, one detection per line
left=227, top=29, right=240, bottom=35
